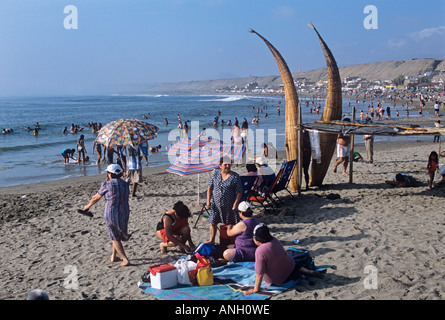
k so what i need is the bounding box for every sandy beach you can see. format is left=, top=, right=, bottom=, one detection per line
left=1, top=114, right=444, bottom=301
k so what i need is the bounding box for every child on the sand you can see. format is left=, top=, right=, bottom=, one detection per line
left=427, top=151, right=439, bottom=190
left=156, top=201, right=195, bottom=254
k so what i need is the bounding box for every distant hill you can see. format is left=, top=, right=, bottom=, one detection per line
left=133, top=58, right=445, bottom=94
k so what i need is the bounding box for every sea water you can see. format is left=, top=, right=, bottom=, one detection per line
left=0, top=94, right=431, bottom=187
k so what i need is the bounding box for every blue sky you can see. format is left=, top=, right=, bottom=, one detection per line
left=0, top=0, right=443, bottom=96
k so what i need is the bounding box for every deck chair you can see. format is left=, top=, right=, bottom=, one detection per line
left=239, top=175, right=260, bottom=203
left=272, top=159, right=297, bottom=201
left=249, top=163, right=286, bottom=213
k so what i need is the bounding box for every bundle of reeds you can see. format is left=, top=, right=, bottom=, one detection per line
left=249, top=29, right=301, bottom=192
left=308, top=23, right=343, bottom=186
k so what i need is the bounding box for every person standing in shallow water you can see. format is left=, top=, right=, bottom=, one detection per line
left=77, top=134, right=87, bottom=163
left=82, top=164, right=131, bottom=266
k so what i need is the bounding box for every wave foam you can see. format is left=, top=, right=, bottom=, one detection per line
left=198, top=95, right=252, bottom=102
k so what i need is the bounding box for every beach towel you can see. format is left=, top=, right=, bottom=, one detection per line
left=138, top=257, right=333, bottom=300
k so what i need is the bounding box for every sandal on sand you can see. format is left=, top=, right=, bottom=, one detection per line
left=77, top=209, right=93, bottom=217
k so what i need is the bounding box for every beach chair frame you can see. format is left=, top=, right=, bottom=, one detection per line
left=249, top=164, right=285, bottom=213
left=271, top=159, right=297, bottom=202
left=239, top=175, right=260, bottom=203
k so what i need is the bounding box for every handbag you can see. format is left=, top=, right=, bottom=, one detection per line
left=195, top=253, right=213, bottom=286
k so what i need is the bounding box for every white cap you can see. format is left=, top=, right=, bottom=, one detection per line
left=238, top=201, right=252, bottom=212
left=106, top=163, right=123, bottom=174
left=256, top=156, right=266, bottom=166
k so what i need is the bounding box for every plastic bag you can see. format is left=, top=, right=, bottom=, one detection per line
left=174, top=257, right=197, bottom=285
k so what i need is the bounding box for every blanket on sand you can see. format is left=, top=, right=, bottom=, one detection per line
left=138, top=260, right=332, bottom=300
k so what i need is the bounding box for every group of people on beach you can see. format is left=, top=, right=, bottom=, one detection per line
left=79, top=144, right=323, bottom=294
left=330, top=117, right=445, bottom=191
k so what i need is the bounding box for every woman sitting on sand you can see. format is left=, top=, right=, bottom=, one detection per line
left=222, top=201, right=259, bottom=263
left=81, top=164, right=131, bottom=266
left=244, top=224, right=323, bottom=295
left=156, top=201, right=195, bottom=254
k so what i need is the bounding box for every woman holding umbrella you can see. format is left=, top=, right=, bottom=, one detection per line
left=206, top=156, right=243, bottom=244
left=81, top=164, right=131, bottom=267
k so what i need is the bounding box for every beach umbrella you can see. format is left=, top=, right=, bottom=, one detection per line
left=166, top=136, right=213, bottom=157
left=95, top=118, right=159, bottom=148
left=167, top=142, right=246, bottom=205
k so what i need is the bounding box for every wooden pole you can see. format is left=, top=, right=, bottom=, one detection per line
left=349, top=106, right=356, bottom=184
left=297, top=103, right=302, bottom=195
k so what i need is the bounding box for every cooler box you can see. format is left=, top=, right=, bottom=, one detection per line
left=148, top=263, right=178, bottom=289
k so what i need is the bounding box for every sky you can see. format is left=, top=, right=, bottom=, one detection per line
left=0, top=0, right=444, bottom=96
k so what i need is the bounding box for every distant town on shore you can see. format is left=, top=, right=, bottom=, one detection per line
left=134, top=58, right=445, bottom=96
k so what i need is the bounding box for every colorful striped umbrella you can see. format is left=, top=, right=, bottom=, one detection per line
left=166, top=136, right=213, bottom=157
left=167, top=142, right=246, bottom=206
left=95, top=118, right=159, bottom=148
left=167, top=142, right=245, bottom=176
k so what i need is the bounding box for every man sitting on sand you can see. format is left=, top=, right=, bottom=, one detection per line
left=333, top=133, right=351, bottom=175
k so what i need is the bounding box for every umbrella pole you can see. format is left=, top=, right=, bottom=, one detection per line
left=197, top=173, right=200, bottom=207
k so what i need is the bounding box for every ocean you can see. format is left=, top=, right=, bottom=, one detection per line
left=0, top=94, right=431, bottom=187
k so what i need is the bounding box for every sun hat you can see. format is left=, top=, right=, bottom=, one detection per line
left=238, top=201, right=252, bottom=212
left=106, top=163, right=122, bottom=174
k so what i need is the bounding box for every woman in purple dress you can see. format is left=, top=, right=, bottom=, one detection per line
left=82, top=164, right=131, bottom=266
left=223, top=201, right=259, bottom=262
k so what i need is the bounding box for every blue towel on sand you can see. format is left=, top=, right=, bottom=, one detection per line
left=138, top=261, right=331, bottom=300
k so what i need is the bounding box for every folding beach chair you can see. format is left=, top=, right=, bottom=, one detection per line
left=239, top=175, right=260, bottom=203
left=249, top=163, right=286, bottom=213
left=272, top=159, right=297, bottom=202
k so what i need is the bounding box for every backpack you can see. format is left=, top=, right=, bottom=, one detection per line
left=286, top=248, right=315, bottom=271
left=193, top=242, right=216, bottom=257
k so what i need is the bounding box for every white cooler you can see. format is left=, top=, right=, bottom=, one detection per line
left=148, top=263, right=178, bottom=289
